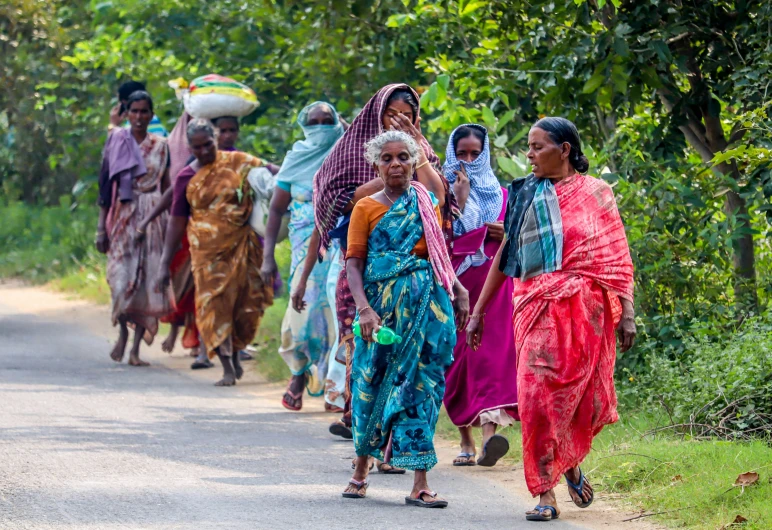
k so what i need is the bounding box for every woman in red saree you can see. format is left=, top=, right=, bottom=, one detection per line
left=467, top=117, right=636, bottom=522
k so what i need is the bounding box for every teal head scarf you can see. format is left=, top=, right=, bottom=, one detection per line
left=276, top=101, right=344, bottom=188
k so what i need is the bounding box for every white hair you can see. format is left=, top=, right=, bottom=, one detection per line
left=186, top=118, right=215, bottom=143
left=363, top=130, right=421, bottom=165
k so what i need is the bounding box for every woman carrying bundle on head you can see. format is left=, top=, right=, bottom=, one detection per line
left=158, top=119, right=273, bottom=387
left=313, top=83, right=456, bottom=446
left=260, top=102, right=346, bottom=412
left=441, top=124, right=519, bottom=468
left=96, top=90, right=171, bottom=367
left=467, top=117, right=636, bottom=522
left=342, top=130, right=469, bottom=506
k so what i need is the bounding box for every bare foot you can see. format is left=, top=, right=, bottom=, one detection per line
left=215, top=374, right=236, bottom=387
left=161, top=329, right=177, bottom=353
left=234, top=363, right=244, bottom=380
left=128, top=357, right=150, bottom=367
left=110, top=326, right=129, bottom=363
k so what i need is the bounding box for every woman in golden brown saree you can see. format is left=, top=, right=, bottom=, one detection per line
left=158, top=119, right=273, bottom=386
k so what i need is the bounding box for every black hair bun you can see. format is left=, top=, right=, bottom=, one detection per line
left=571, top=150, right=590, bottom=173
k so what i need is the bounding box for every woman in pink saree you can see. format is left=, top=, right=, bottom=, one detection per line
left=467, top=117, right=636, bottom=522
left=442, top=125, right=519, bottom=468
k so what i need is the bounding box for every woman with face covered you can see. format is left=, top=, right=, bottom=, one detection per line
left=441, top=124, right=519, bottom=469
left=158, top=119, right=273, bottom=387
left=260, top=102, right=345, bottom=411
left=467, top=117, right=636, bottom=522
left=96, top=90, right=171, bottom=367
left=313, top=83, right=455, bottom=446
left=342, top=130, right=469, bottom=506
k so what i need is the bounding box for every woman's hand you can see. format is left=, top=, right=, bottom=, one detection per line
left=291, top=279, right=307, bottom=313
left=389, top=114, right=424, bottom=143
left=133, top=221, right=147, bottom=246
left=95, top=231, right=109, bottom=254
left=452, top=280, right=470, bottom=331
left=109, top=104, right=125, bottom=128
left=358, top=307, right=382, bottom=343
left=156, top=262, right=171, bottom=293
left=484, top=221, right=505, bottom=242
left=453, top=164, right=470, bottom=211
left=261, top=255, right=278, bottom=288
left=466, top=315, right=485, bottom=351
left=617, top=314, right=636, bottom=353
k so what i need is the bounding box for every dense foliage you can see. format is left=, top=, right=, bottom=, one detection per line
left=3, top=0, right=772, bottom=416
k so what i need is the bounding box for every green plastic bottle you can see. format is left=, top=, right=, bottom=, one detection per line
left=353, top=320, right=403, bottom=345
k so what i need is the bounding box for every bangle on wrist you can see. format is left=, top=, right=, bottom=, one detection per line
left=415, top=160, right=430, bottom=171
left=357, top=305, right=373, bottom=313
left=470, top=312, right=486, bottom=320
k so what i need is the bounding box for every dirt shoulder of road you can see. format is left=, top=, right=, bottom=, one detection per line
left=0, top=280, right=662, bottom=530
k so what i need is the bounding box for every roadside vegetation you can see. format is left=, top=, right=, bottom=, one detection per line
left=3, top=1, right=772, bottom=528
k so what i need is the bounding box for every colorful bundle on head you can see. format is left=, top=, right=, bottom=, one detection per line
left=182, top=74, right=259, bottom=119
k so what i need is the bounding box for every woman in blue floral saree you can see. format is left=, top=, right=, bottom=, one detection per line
left=343, top=131, right=469, bottom=508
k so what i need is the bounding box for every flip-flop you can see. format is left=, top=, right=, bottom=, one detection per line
left=341, top=478, right=368, bottom=499
left=453, top=452, right=477, bottom=467
left=281, top=390, right=302, bottom=411
left=377, top=462, right=406, bottom=474
left=405, top=490, right=448, bottom=509
left=329, top=421, right=353, bottom=440
left=565, top=468, right=594, bottom=508
left=476, top=434, right=509, bottom=467
left=525, top=504, right=559, bottom=521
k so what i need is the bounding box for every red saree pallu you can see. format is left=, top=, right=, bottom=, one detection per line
left=444, top=190, right=519, bottom=427
left=511, top=174, right=634, bottom=496
left=160, top=233, right=199, bottom=349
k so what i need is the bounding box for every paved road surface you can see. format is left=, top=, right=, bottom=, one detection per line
left=0, top=292, right=594, bottom=530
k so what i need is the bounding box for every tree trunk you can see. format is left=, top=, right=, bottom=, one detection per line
left=658, top=89, right=758, bottom=313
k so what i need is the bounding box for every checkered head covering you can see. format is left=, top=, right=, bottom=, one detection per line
left=312, top=83, right=440, bottom=257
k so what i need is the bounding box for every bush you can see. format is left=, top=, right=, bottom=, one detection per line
left=0, top=198, right=97, bottom=282
left=634, top=315, right=772, bottom=439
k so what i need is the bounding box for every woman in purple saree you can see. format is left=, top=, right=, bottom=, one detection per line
left=442, top=124, right=519, bottom=467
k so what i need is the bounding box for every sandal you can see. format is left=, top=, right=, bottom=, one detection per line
left=405, top=490, right=448, bottom=509
left=453, top=452, right=477, bottom=467
left=565, top=468, right=594, bottom=508
left=476, top=434, right=509, bottom=467
left=525, top=505, right=559, bottom=521
left=377, top=462, right=406, bottom=474
left=281, top=390, right=302, bottom=411
left=342, top=478, right=368, bottom=499
left=329, top=420, right=353, bottom=440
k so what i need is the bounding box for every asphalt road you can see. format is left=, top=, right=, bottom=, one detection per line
left=0, top=293, right=589, bottom=530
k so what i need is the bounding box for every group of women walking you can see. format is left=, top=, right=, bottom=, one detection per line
left=96, top=79, right=636, bottom=522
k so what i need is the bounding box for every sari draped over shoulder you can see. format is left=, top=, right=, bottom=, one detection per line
left=186, top=151, right=274, bottom=357
left=351, top=188, right=456, bottom=471
left=508, top=174, right=634, bottom=496
left=105, top=133, right=171, bottom=340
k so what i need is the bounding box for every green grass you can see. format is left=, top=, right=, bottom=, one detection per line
left=437, top=408, right=772, bottom=529
left=586, top=414, right=772, bottom=529
left=48, top=257, right=111, bottom=305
